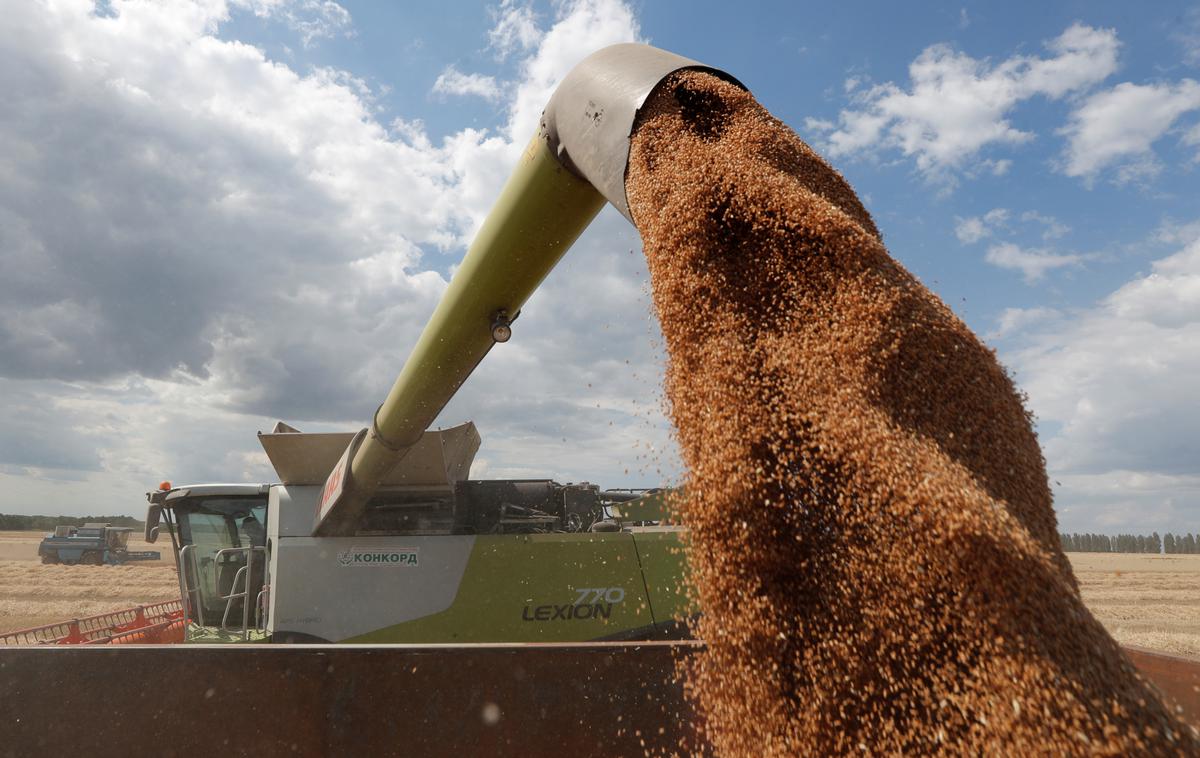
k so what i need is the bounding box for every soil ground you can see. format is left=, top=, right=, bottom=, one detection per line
left=0, top=530, right=1196, bottom=657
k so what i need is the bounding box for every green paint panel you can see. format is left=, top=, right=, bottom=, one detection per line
left=632, top=530, right=695, bottom=623
left=610, top=488, right=680, bottom=521
left=348, top=532, right=655, bottom=643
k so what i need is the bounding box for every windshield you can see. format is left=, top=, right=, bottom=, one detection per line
left=173, top=497, right=268, bottom=628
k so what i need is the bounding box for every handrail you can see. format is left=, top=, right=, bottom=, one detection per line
left=255, top=584, right=271, bottom=633
left=215, top=546, right=267, bottom=640
left=177, top=544, right=205, bottom=627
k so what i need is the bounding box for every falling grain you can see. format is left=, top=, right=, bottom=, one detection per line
left=625, top=70, right=1197, bottom=755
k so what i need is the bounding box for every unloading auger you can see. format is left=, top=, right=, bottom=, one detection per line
left=314, top=44, right=744, bottom=536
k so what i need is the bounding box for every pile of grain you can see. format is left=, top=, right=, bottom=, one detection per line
left=625, top=71, right=1196, bottom=755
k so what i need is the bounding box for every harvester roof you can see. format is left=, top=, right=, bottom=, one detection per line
left=161, top=484, right=271, bottom=500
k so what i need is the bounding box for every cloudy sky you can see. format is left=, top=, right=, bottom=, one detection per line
left=1, top=0, right=1198, bottom=534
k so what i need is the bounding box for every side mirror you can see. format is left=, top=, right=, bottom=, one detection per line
left=145, top=503, right=163, bottom=543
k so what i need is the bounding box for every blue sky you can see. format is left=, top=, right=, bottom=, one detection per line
left=1, top=0, right=1198, bottom=533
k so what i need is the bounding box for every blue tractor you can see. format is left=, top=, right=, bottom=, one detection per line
left=38, top=523, right=161, bottom=566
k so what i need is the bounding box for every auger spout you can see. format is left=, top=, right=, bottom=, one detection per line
left=313, top=44, right=742, bottom=536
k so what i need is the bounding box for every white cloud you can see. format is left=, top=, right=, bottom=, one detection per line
left=803, top=116, right=835, bottom=133
left=808, top=23, right=1119, bottom=183
left=984, top=158, right=1012, bottom=176
left=1054, top=470, right=1200, bottom=533
left=955, top=217, right=988, bottom=244
left=1107, top=240, right=1200, bottom=328
left=1058, top=80, right=1200, bottom=182
left=504, top=0, right=640, bottom=145
left=1184, top=121, right=1200, bottom=149
left=0, top=0, right=667, bottom=516
left=1175, top=7, right=1200, bottom=67
left=488, top=0, right=542, bottom=60
left=235, top=0, right=353, bottom=46
left=984, top=242, right=1084, bottom=282
left=984, top=207, right=1010, bottom=224
left=986, top=306, right=1061, bottom=340
left=1002, top=234, right=1200, bottom=532
left=1021, top=210, right=1070, bottom=240
left=432, top=66, right=503, bottom=100
left=958, top=209, right=1076, bottom=279
left=954, top=207, right=1009, bottom=243
left=1154, top=218, right=1200, bottom=246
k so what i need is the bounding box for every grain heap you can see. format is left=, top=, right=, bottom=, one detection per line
left=625, top=71, right=1197, bottom=755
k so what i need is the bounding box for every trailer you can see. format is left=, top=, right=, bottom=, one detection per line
left=38, top=523, right=161, bottom=566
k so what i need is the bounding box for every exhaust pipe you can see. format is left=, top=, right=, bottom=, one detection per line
left=315, top=44, right=743, bottom=536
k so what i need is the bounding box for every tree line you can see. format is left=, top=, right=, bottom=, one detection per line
left=0, top=513, right=144, bottom=532
left=1059, top=532, right=1200, bottom=554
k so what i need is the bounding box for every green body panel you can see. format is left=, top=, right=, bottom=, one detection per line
left=347, top=531, right=683, bottom=643
left=609, top=488, right=680, bottom=522
left=631, top=529, right=696, bottom=623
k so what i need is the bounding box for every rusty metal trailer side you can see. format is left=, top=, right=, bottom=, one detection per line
left=0, top=642, right=705, bottom=758
left=1, top=642, right=1196, bottom=757
left=1123, top=646, right=1200, bottom=730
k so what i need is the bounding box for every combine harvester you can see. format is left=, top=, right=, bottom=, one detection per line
left=140, top=424, right=686, bottom=645
left=37, top=523, right=162, bottom=565
left=3, top=44, right=1198, bottom=754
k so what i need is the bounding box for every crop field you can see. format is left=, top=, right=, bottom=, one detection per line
left=0, top=530, right=179, bottom=633
left=0, top=529, right=1197, bottom=657
left=1069, top=552, right=1200, bottom=658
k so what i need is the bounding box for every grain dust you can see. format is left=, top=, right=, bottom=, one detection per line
left=625, top=70, right=1197, bottom=755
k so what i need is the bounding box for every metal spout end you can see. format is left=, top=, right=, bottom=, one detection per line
left=541, top=43, right=745, bottom=223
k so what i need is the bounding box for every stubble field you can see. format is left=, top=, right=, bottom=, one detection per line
left=1070, top=552, right=1200, bottom=658
left=0, top=529, right=1196, bottom=657
left=0, top=530, right=179, bottom=633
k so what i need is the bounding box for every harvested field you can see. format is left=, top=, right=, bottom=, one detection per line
left=0, top=530, right=178, bottom=633
left=1070, top=553, right=1200, bottom=658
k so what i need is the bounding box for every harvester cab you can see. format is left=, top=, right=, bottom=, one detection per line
left=147, top=484, right=270, bottom=639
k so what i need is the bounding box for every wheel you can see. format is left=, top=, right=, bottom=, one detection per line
left=82, top=551, right=103, bottom=566
left=41, top=554, right=60, bottom=565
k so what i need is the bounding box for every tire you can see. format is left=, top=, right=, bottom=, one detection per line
left=41, top=554, right=60, bottom=565
left=82, top=551, right=103, bottom=566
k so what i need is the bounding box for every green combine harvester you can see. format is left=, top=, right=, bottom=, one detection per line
left=145, top=423, right=689, bottom=643
left=139, top=43, right=735, bottom=646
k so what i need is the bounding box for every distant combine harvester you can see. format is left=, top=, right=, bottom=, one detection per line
left=38, top=523, right=161, bottom=566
